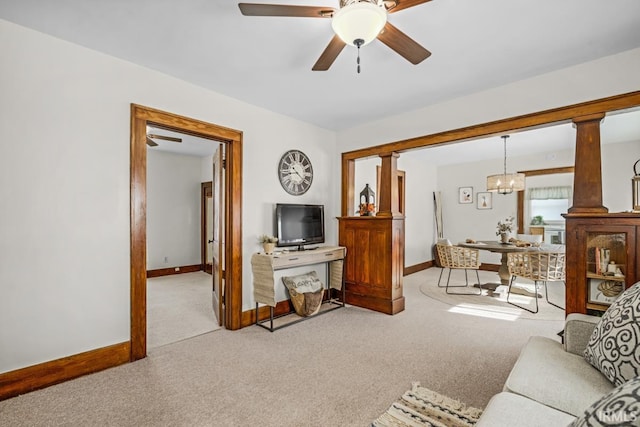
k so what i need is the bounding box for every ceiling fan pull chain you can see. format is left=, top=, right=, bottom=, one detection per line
left=355, top=38, right=364, bottom=74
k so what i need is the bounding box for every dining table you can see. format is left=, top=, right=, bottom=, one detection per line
left=457, top=240, right=542, bottom=287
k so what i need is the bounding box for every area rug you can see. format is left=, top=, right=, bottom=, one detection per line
left=410, top=269, right=565, bottom=321
left=372, top=382, right=482, bottom=427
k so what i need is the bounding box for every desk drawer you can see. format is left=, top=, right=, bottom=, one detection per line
left=272, top=248, right=344, bottom=270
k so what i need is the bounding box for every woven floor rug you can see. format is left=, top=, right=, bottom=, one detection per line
left=372, top=382, right=482, bottom=427
left=415, top=269, right=565, bottom=321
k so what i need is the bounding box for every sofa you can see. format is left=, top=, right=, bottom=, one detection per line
left=477, top=283, right=640, bottom=427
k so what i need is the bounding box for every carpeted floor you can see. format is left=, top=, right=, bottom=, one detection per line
left=419, top=268, right=566, bottom=321
left=0, top=268, right=564, bottom=426
left=147, top=271, right=220, bottom=349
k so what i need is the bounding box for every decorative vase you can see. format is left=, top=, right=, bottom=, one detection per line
left=500, top=232, right=510, bottom=244
left=263, top=242, right=275, bottom=255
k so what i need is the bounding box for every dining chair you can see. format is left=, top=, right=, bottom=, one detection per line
left=435, top=244, right=482, bottom=295
left=506, top=251, right=566, bottom=313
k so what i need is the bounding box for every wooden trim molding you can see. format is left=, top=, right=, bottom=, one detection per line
left=404, top=260, right=433, bottom=276
left=0, top=342, right=130, bottom=401
left=341, top=91, right=640, bottom=161
left=146, top=264, right=202, bottom=278
left=240, top=300, right=295, bottom=328
left=130, top=104, right=244, bottom=362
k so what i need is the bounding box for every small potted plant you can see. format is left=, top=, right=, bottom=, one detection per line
left=258, top=234, right=278, bottom=254
left=496, top=216, right=514, bottom=244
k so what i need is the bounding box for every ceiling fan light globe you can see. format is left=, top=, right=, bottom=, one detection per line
left=331, top=2, right=387, bottom=46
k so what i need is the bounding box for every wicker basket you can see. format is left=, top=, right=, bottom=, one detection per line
left=289, top=288, right=324, bottom=317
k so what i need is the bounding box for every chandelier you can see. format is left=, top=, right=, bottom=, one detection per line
left=486, top=135, right=525, bottom=195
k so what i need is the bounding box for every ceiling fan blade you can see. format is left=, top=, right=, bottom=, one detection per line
left=147, top=134, right=182, bottom=143
left=312, top=35, right=347, bottom=71
left=146, top=137, right=158, bottom=147
left=377, top=22, right=431, bottom=65
left=238, top=3, right=335, bottom=18
left=386, top=0, right=432, bottom=14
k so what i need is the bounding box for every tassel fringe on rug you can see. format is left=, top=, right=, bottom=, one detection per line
left=372, top=382, right=483, bottom=427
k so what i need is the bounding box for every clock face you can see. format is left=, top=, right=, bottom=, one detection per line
left=278, top=150, right=313, bottom=195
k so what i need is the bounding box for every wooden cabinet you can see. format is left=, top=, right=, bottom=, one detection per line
left=564, top=213, right=640, bottom=315
left=529, top=226, right=545, bottom=240
left=337, top=216, right=405, bottom=315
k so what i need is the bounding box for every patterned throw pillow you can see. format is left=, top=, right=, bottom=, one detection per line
left=570, top=376, right=640, bottom=427
left=281, top=271, right=323, bottom=294
left=584, top=284, right=640, bottom=386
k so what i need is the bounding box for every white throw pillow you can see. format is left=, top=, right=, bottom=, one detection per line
left=584, top=283, right=640, bottom=386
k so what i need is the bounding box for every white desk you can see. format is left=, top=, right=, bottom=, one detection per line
left=251, top=246, right=346, bottom=331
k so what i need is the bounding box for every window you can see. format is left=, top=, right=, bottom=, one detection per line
left=528, top=186, right=572, bottom=225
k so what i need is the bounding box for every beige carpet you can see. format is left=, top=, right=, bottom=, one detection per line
left=147, top=271, right=220, bottom=349
left=418, top=268, right=566, bottom=321
left=0, top=268, right=564, bottom=426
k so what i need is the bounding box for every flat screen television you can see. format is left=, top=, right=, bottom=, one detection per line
left=275, top=203, right=325, bottom=251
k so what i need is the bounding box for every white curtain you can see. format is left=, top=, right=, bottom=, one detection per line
left=527, top=186, right=572, bottom=200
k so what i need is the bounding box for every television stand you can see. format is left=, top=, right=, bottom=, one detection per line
left=251, top=246, right=346, bottom=332
left=294, top=245, right=318, bottom=251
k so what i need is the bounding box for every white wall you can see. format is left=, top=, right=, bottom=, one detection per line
left=397, top=153, right=438, bottom=267
left=602, top=140, right=640, bottom=212
left=201, top=155, right=214, bottom=183
left=435, top=141, right=639, bottom=265
left=0, top=19, right=336, bottom=373
left=1, top=18, right=638, bottom=374
left=339, top=47, right=640, bottom=268
left=337, top=48, right=640, bottom=152
left=147, top=150, right=202, bottom=270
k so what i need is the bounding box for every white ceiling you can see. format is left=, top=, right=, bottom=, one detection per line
left=1, top=0, right=639, bottom=163
left=1, top=0, right=640, bottom=132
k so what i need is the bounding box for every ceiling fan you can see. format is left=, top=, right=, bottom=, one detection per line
left=238, top=0, right=432, bottom=72
left=146, top=133, right=183, bottom=147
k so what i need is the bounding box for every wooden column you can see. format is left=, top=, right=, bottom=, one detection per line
left=568, top=113, right=608, bottom=214
left=377, top=152, right=402, bottom=217
left=341, top=156, right=356, bottom=217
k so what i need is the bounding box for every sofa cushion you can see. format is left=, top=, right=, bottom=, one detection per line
left=504, top=336, right=614, bottom=417
left=584, top=283, right=640, bottom=386
left=569, top=376, right=640, bottom=426
left=476, top=392, right=575, bottom=427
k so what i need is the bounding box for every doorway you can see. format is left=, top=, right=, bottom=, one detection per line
left=201, top=182, right=213, bottom=274
left=130, top=104, right=243, bottom=361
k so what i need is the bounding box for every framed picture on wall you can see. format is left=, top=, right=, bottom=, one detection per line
left=588, top=278, right=624, bottom=305
left=476, top=192, right=492, bottom=210
left=458, top=186, right=473, bottom=204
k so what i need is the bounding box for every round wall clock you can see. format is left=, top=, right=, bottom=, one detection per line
left=278, top=149, right=313, bottom=195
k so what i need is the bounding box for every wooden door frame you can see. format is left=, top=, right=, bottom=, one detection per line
left=201, top=181, right=213, bottom=274
left=130, top=104, right=243, bottom=361
left=515, top=166, right=575, bottom=234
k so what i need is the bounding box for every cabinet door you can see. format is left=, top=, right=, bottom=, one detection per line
left=567, top=222, right=637, bottom=315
